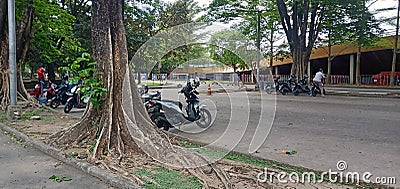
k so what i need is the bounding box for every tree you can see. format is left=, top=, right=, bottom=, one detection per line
left=390, top=0, right=400, bottom=87
left=346, top=0, right=383, bottom=85
left=317, top=2, right=349, bottom=84
left=50, top=1, right=231, bottom=188
left=25, top=0, right=77, bottom=82
left=0, top=0, right=35, bottom=108
left=276, top=0, right=328, bottom=79
left=206, top=0, right=283, bottom=77
left=209, top=30, right=249, bottom=72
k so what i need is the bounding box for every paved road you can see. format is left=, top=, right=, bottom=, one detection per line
left=157, top=88, right=400, bottom=187
left=0, top=131, right=113, bottom=189
left=52, top=86, right=400, bottom=187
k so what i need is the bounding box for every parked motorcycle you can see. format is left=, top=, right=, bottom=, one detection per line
left=265, top=77, right=281, bottom=94
left=311, top=81, right=326, bottom=97
left=138, top=84, right=161, bottom=103
left=145, top=79, right=212, bottom=131
left=279, top=79, right=292, bottom=95
left=64, top=85, right=89, bottom=113
left=49, top=77, right=70, bottom=109
left=293, top=75, right=311, bottom=96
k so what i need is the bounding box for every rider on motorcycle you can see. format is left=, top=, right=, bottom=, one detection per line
left=313, top=68, right=326, bottom=96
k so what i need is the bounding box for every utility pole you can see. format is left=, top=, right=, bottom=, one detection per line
left=390, top=0, right=400, bottom=87
left=8, top=0, right=17, bottom=105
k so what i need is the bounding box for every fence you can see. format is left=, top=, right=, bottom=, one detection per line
left=258, top=74, right=399, bottom=86
left=171, top=72, right=400, bottom=86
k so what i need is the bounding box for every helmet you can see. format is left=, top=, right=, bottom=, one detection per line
left=189, top=78, right=200, bottom=88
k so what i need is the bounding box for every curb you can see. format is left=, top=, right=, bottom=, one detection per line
left=0, top=123, right=141, bottom=189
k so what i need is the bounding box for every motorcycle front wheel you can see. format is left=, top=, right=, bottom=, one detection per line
left=64, top=102, right=73, bottom=113
left=311, top=88, right=317, bottom=97
left=195, top=109, right=212, bottom=128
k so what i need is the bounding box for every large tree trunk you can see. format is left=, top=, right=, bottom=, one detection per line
left=50, top=1, right=231, bottom=188
left=0, top=0, right=35, bottom=106
left=356, top=45, right=361, bottom=86
left=0, top=0, right=10, bottom=109
left=277, top=0, right=324, bottom=79
left=16, top=0, right=34, bottom=100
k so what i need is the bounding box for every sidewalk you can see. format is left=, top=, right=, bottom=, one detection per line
left=0, top=129, right=114, bottom=189
left=0, top=124, right=140, bottom=189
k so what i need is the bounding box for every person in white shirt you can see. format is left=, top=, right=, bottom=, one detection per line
left=313, top=68, right=326, bottom=96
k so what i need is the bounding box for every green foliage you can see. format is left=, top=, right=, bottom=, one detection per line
left=68, top=53, right=107, bottom=108
left=209, top=30, right=252, bottom=71
left=135, top=168, right=202, bottom=189
left=0, top=112, right=6, bottom=122
left=25, top=0, right=82, bottom=70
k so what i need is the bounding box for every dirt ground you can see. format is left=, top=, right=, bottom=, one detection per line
left=2, top=105, right=356, bottom=189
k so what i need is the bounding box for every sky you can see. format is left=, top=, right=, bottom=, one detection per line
left=163, top=0, right=399, bottom=33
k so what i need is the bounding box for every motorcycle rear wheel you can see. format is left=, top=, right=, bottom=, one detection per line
left=195, top=109, right=212, bottom=128
left=293, top=89, right=300, bottom=96
left=50, top=99, right=61, bottom=109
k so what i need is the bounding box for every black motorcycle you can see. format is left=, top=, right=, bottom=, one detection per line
left=293, top=75, right=311, bottom=96
left=266, top=77, right=282, bottom=94
left=279, top=79, right=292, bottom=95
left=145, top=79, right=212, bottom=131
left=49, top=77, right=69, bottom=109
left=311, top=81, right=326, bottom=97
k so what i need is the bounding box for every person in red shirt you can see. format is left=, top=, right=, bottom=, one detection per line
left=37, top=67, right=45, bottom=95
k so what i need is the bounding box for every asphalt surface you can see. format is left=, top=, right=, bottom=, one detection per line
left=157, top=88, right=400, bottom=187
left=0, top=131, right=113, bottom=189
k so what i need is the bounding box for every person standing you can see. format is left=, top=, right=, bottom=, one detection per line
left=37, top=67, right=46, bottom=95
left=236, top=71, right=245, bottom=89
left=313, top=68, right=326, bottom=96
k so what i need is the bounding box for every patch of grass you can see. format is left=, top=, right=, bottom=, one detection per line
left=135, top=168, right=202, bottom=189
left=141, top=82, right=165, bottom=87
left=41, top=115, right=56, bottom=121
left=20, top=110, right=37, bottom=120
left=0, top=112, right=6, bottom=122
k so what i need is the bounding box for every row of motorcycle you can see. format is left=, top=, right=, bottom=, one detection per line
left=138, top=79, right=212, bottom=131
left=265, top=75, right=326, bottom=96
left=29, top=76, right=88, bottom=113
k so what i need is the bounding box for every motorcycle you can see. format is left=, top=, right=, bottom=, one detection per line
left=64, top=85, right=89, bottom=113
left=293, top=75, right=311, bottom=96
left=29, top=83, right=42, bottom=99
left=138, top=84, right=161, bottom=103
left=145, top=79, right=212, bottom=131
left=311, top=81, right=326, bottom=97
left=266, top=77, right=281, bottom=94
left=279, top=79, right=292, bottom=95
left=49, top=77, right=70, bottom=109
left=30, top=81, right=57, bottom=103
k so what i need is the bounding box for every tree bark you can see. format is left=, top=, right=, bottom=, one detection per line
left=276, top=0, right=325, bottom=79
left=16, top=1, right=34, bottom=100
left=390, top=0, right=400, bottom=87
left=0, top=0, right=34, bottom=106
left=356, top=45, right=361, bottom=86
left=50, top=0, right=231, bottom=188
left=0, top=0, right=10, bottom=109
